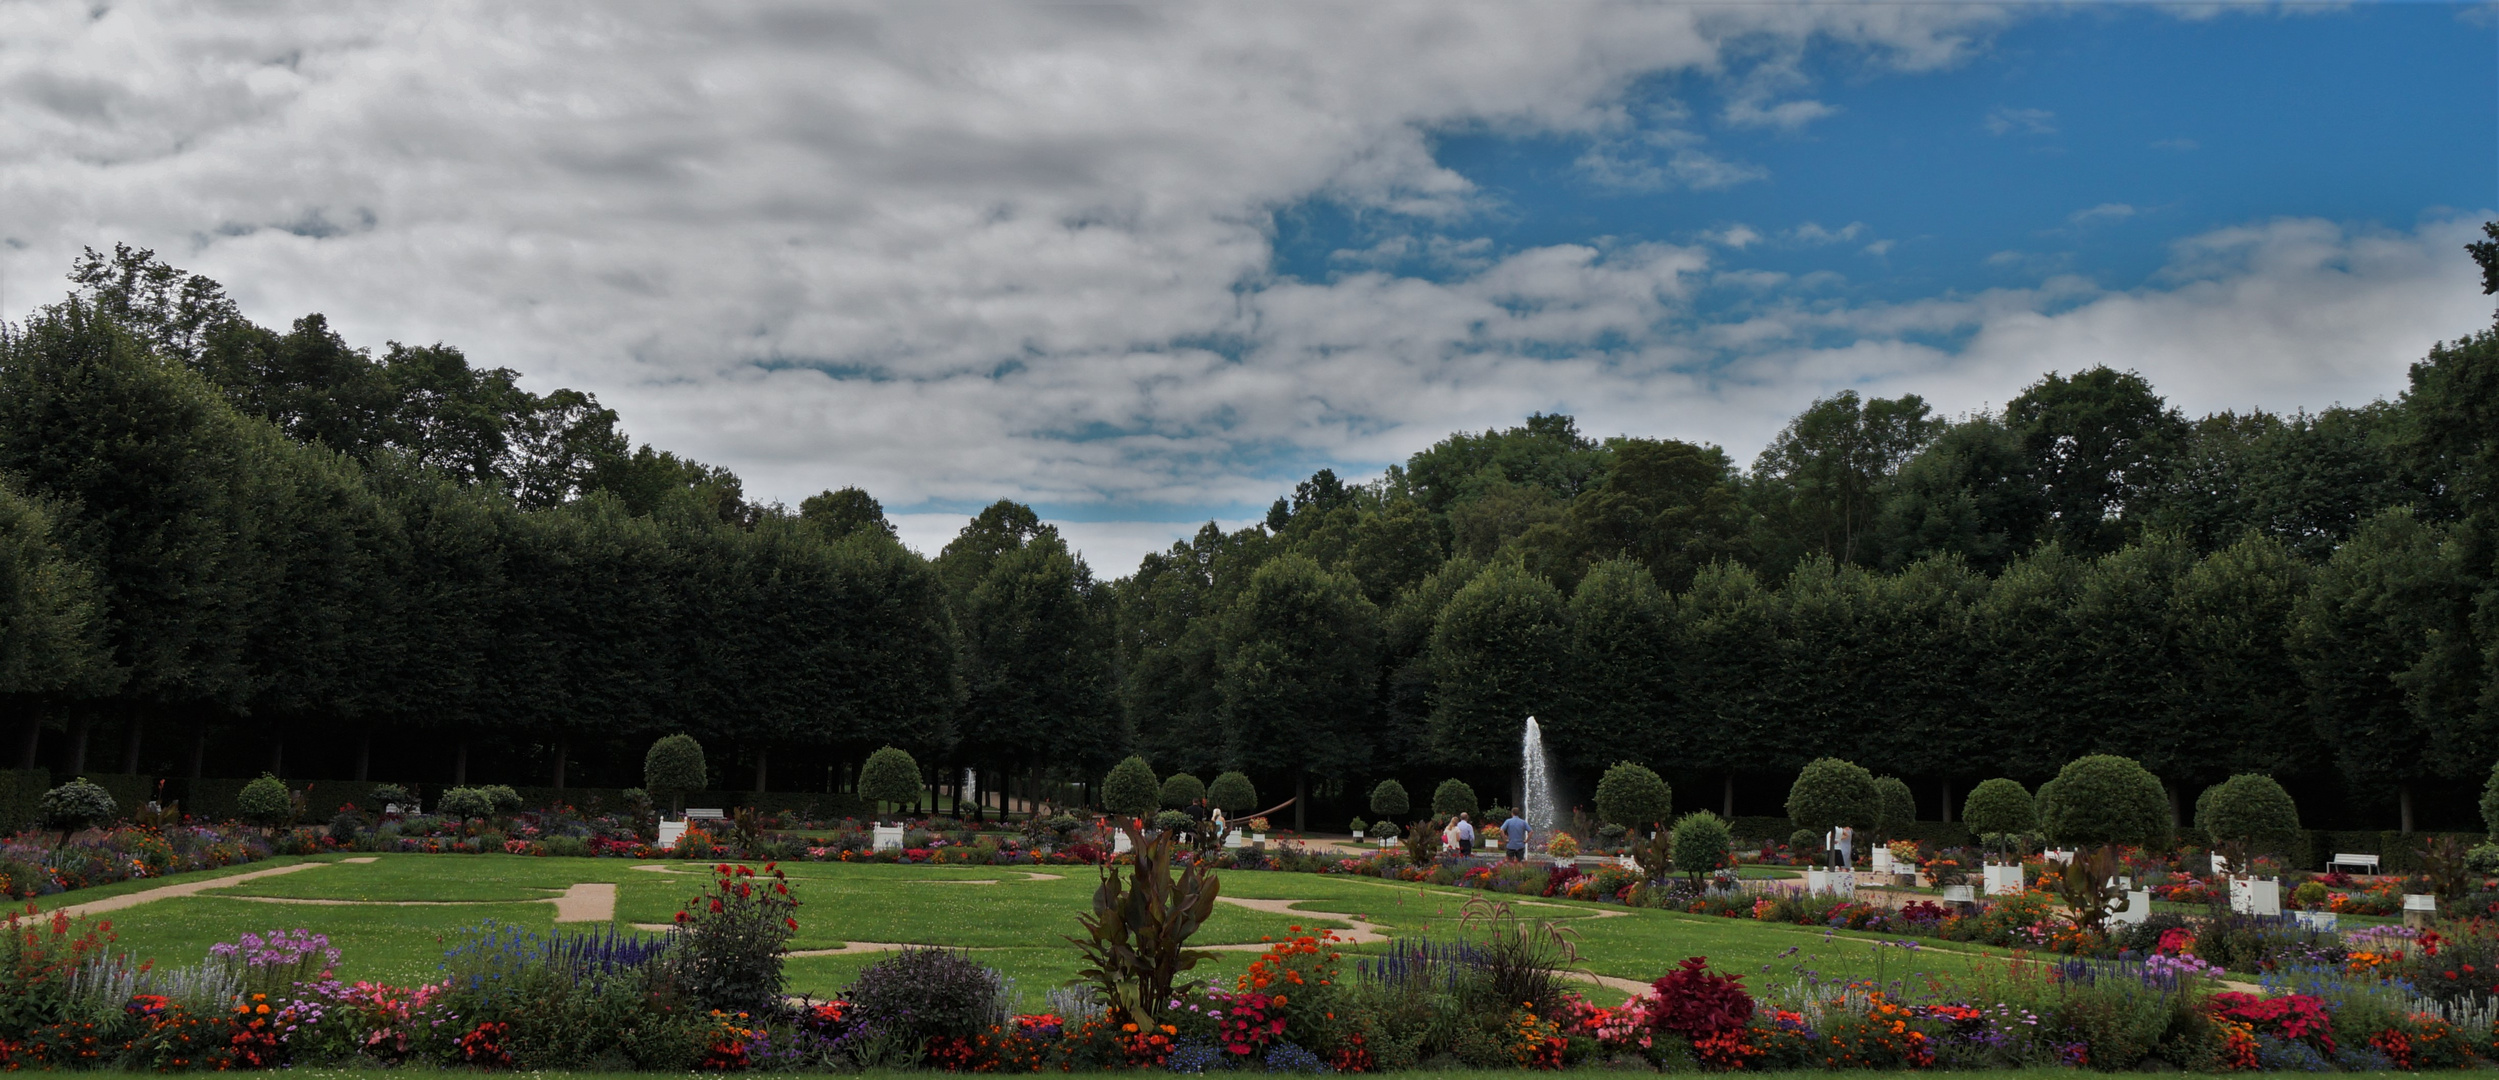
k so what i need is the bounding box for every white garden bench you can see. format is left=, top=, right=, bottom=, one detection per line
left=686, top=808, right=726, bottom=822
left=2326, top=853, right=2380, bottom=875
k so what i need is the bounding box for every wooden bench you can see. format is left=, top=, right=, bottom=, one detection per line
left=2326, top=852, right=2380, bottom=875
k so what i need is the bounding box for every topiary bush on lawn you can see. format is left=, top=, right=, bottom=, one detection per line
left=1593, top=761, right=1671, bottom=831
left=1959, top=778, right=2036, bottom=856
left=39, top=777, right=116, bottom=843
left=858, top=745, right=923, bottom=819
left=1369, top=779, right=1410, bottom=820
left=2040, top=754, right=2169, bottom=848
left=437, top=786, right=497, bottom=821
left=236, top=774, right=292, bottom=829
left=1430, top=779, right=1478, bottom=818
left=482, top=784, right=522, bottom=814
left=842, top=947, right=1012, bottom=1051
left=1208, top=771, right=1257, bottom=816
left=1102, top=755, right=1160, bottom=818
left=1159, top=772, right=1205, bottom=809
left=644, top=734, right=707, bottom=814
left=1670, top=810, right=1732, bottom=888
left=1785, top=758, right=1878, bottom=835
left=2195, top=773, right=2301, bottom=866
left=1873, top=776, right=1916, bottom=838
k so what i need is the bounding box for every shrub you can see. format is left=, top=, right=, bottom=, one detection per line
left=1368, top=819, right=1399, bottom=839
left=1348, top=816, right=1367, bottom=834
left=1431, top=779, right=1479, bottom=818
left=843, top=947, right=1012, bottom=1049
left=1787, top=828, right=1821, bottom=856
left=644, top=734, right=707, bottom=813
left=1152, top=809, right=1193, bottom=833
left=1593, top=762, right=1671, bottom=830
left=482, top=784, right=523, bottom=813
left=438, top=787, right=498, bottom=821
left=671, top=863, right=799, bottom=1015
left=1208, top=771, right=1258, bottom=815
left=39, top=777, right=116, bottom=838
left=1670, top=811, right=1733, bottom=887
left=2482, top=761, right=2499, bottom=840
left=1159, top=773, right=1205, bottom=809
left=2041, top=754, right=2169, bottom=847
left=2194, top=774, right=2301, bottom=864
left=1873, top=776, right=1916, bottom=838
left=1645, top=957, right=1754, bottom=1041
left=1102, top=755, right=1160, bottom=818
left=236, top=774, right=291, bottom=828
left=1368, top=779, right=1411, bottom=819
left=1784, top=758, right=1877, bottom=834
left=367, top=783, right=414, bottom=809
left=1960, top=778, right=2036, bottom=851
left=858, top=745, right=922, bottom=816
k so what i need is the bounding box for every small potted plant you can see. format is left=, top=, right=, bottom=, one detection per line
left=1349, top=816, right=1366, bottom=841
left=1248, top=816, right=1270, bottom=845
left=1546, top=831, right=1579, bottom=868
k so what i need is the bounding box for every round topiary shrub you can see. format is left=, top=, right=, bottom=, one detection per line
left=1431, top=779, right=1479, bottom=818
left=1670, top=810, right=1732, bottom=885
left=644, top=734, right=708, bottom=813
left=1208, top=772, right=1258, bottom=816
left=1369, top=779, right=1411, bottom=819
left=1369, top=819, right=1400, bottom=839
left=1873, top=776, right=1917, bottom=838
left=1102, top=755, right=1160, bottom=818
left=1152, top=809, right=1194, bottom=833
left=367, top=783, right=414, bottom=810
left=2194, top=774, right=2301, bottom=860
left=1959, top=778, right=2036, bottom=854
left=1784, top=758, right=1878, bottom=835
left=236, top=774, right=291, bottom=829
left=40, top=777, right=116, bottom=840
left=858, top=745, right=923, bottom=818
left=842, top=947, right=1011, bottom=1049
left=482, top=784, right=522, bottom=813
left=437, top=786, right=497, bottom=821
left=2039, top=755, right=2169, bottom=848
left=1594, top=762, right=1672, bottom=831
left=1159, top=773, right=1206, bottom=809
left=1787, top=828, right=1821, bottom=856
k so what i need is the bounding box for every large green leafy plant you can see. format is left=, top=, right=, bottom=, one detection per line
left=1067, top=825, right=1219, bottom=1028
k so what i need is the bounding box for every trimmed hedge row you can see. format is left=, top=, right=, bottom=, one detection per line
left=0, top=771, right=874, bottom=829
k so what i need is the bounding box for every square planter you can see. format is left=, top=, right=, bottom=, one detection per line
left=2404, top=894, right=2437, bottom=928
left=2228, top=876, right=2281, bottom=916
left=1983, top=864, right=2025, bottom=896
left=1940, top=885, right=1976, bottom=904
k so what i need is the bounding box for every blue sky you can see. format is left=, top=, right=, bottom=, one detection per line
left=1, top=2, right=2492, bottom=571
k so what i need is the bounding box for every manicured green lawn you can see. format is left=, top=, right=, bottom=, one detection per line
left=69, top=854, right=2032, bottom=1010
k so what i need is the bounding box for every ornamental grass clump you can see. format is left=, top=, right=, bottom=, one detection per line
left=669, top=861, right=800, bottom=1016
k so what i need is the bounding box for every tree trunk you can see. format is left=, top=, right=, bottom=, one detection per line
left=1294, top=770, right=1307, bottom=833
left=752, top=746, right=767, bottom=794
left=17, top=710, right=39, bottom=770
left=354, top=733, right=371, bottom=782
left=1722, top=773, right=1735, bottom=819
left=453, top=740, right=469, bottom=786
left=1939, top=778, right=1952, bottom=823
left=119, top=712, right=143, bottom=774
left=188, top=722, right=206, bottom=780
left=550, top=739, right=567, bottom=789
left=2399, top=782, right=2416, bottom=833
left=267, top=733, right=282, bottom=777
left=66, top=716, right=88, bottom=775
left=2164, top=781, right=2182, bottom=829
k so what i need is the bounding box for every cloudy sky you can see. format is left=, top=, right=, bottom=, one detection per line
left=2, top=2, right=2492, bottom=572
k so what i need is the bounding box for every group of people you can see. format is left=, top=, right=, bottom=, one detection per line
left=1437, top=810, right=1533, bottom=861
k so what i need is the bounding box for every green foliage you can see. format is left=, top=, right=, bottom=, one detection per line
left=672, top=862, right=800, bottom=1015
left=2484, top=761, right=2499, bottom=840
left=1959, top=779, right=2036, bottom=852
left=235, top=774, right=291, bottom=828
left=1368, top=779, right=1410, bottom=818
left=858, top=745, right=923, bottom=813
left=841, top=948, right=1010, bottom=1050
left=1593, top=761, right=1672, bottom=829
left=38, top=777, right=116, bottom=835
left=1784, top=757, right=1878, bottom=834
left=437, top=787, right=497, bottom=821
left=1430, top=778, right=1479, bottom=818
left=1101, top=755, right=1160, bottom=818
left=2040, top=754, right=2170, bottom=847
left=1152, top=809, right=1193, bottom=833
left=642, top=735, right=707, bottom=810
left=1872, top=776, right=1917, bottom=837
left=2194, top=774, right=2301, bottom=861
left=1425, top=563, right=1565, bottom=767
left=1065, top=827, right=1220, bottom=1028
left=1669, top=810, right=1732, bottom=887
left=1158, top=773, right=1205, bottom=809
left=1207, top=772, right=1257, bottom=815
left=367, top=783, right=414, bottom=808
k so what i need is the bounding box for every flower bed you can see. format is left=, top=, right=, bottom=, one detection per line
left=0, top=824, right=273, bottom=898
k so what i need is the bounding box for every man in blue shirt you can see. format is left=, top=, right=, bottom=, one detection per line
left=1501, top=812, right=1529, bottom=861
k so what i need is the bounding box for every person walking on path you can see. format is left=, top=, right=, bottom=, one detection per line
left=1455, top=812, right=1476, bottom=855
left=1501, top=811, right=1529, bottom=861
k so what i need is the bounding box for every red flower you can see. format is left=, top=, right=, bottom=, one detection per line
left=709, top=899, right=724, bottom=914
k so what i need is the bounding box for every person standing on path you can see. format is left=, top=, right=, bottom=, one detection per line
left=1501, top=811, right=1529, bottom=861
left=1455, top=812, right=1476, bottom=855
left=1828, top=825, right=1855, bottom=871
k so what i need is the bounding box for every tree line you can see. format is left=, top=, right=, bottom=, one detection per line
left=3, top=233, right=2497, bottom=833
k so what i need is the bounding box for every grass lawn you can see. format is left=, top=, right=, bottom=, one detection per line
left=71, top=854, right=2032, bottom=1010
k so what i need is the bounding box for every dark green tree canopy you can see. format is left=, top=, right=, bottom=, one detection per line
left=1959, top=778, right=2037, bottom=840
left=1207, top=772, right=1258, bottom=816
left=644, top=735, right=708, bottom=807
left=1785, top=758, right=1879, bottom=835
left=1593, top=761, right=1672, bottom=830
left=2040, top=754, right=2169, bottom=847
left=2194, top=774, right=2302, bottom=858
left=1430, top=778, right=1479, bottom=818
left=858, top=746, right=924, bottom=812
left=1368, top=779, right=1411, bottom=819
left=1873, top=776, right=1917, bottom=838
left=1102, top=755, right=1160, bottom=818
left=1159, top=773, right=1206, bottom=809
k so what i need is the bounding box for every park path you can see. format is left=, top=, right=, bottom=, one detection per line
left=53, top=858, right=626, bottom=924
left=49, top=857, right=374, bottom=920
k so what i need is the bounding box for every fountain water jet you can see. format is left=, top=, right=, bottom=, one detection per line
left=1520, top=716, right=1560, bottom=849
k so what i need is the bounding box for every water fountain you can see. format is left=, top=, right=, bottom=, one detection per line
left=1519, top=715, right=1560, bottom=850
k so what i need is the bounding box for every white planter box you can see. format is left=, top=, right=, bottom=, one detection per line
left=1870, top=848, right=1894, bottom=873
left=1805, top=868, right=1856, bottom=896
left=2109, top=888, right=2153, bottom=926
left=1351, top=830, right=1363, bottom=840
left=656, top=820, right=687, bottom=850
left=872, top=825, right=904, bottom=852
left=1983, top=864, right=2026, bottom=896
left=1224, top=833, right=1247, bottom=850
left=1112, top=832, right=1133, bottom=855
left=1552, top=856, right=1575, bottom=869
left=2228, top=877, right=2281, bottom=916
left=1252, top=832, right=1266, bottom=844
left=2294, top=910, right=2339, bottom=931
left=2403, top=893, right=2437, bottom=927
left=1940, top=884, right=1976, bottom=904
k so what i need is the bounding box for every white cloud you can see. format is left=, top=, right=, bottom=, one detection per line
left=1984, top=105, right=2057, bottom=135
left=1724, top=98, right=1838, bottom=130
left=2069, top=203, right=2139, bottom=226
left=1789, top=221, right=1869, bottom=245
left=1705, top=224, right=1764, bottom=249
